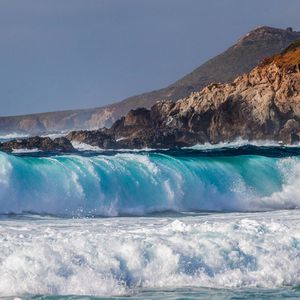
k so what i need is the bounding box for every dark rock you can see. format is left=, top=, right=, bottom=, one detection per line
left=66, top=129, right=118, bottom=149
left=0, top=136, right=74, bottom=153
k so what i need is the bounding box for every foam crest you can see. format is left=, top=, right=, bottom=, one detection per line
left=1, top=152, right=300, bottom=215
left=0, top=211, right=300, bottom=297
left=185, top=138, right=291, bottom=150
left=0, top=133, right=29, bottom=142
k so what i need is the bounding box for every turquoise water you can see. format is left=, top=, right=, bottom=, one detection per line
left=0, top=147, right=300, bottom=216
left=1, top=146, right=300, bottom=299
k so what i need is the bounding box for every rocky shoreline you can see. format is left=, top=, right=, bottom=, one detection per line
left=1, top=40, right=300, bottom=153
left=1, top=26, right=300, bottom=135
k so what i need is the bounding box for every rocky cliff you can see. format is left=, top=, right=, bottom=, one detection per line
left=66, top=39, right=300, bottom=149
left=2, top=39, right=300, bottom=152
left=1, top=26, right=300, bottom=135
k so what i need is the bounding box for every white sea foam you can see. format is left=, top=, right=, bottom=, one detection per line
left=0, top=133, right=29, bottom=141
left=184, top=138, right=299, bottom=150
left=41, top=131, right=69, bottom=140
left=0, top=210, right=300, bottom=297
left=0, top=131, right=70, bottom=142
left=71, top=141, right=103, bottom=151
left=75, top=138, right=295, bottom=152
left=71, top=140, right=157, bottom=152
left=12, top=148, right=40, bottom=154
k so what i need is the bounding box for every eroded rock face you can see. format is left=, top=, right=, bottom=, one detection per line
left=1, top=26, right=300, bottom=135
left=2, top=41, right=300, bottom=152
left=101, top=43, right=300, bottom=148
left=72, top=43, right=298, bottom=149
left=0, top=136, right=74, bottom=153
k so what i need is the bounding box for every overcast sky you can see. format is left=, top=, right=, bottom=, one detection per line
left=0, top=0, right=299, bottom=116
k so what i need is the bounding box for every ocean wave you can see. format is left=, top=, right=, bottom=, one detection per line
left=183, top=139, right=292, bottom=150
left=0, top=131, right=69, bottom=142
left=0, top=211, right=300, bottom=296
left=1, top=151, right=300, bottom=216
left=0, top=132, right=29, bottom=142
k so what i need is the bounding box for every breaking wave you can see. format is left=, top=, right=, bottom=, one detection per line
left=0, top=211, right=300, bottom=296
left=1, top=149, right=300, bottom=216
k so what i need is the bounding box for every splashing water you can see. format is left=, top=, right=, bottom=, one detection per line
left=0, top=150, right=300, bottom=216
left=1, top=147, right=300, bottom=299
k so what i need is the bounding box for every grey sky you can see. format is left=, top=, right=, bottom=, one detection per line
left=0, top=0, right=299, bottom=116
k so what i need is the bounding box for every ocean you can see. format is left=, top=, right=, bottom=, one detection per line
left=1, top=142, right=300, bottom=299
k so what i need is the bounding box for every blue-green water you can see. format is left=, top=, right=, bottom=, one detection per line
left=1, top=145, right=300, bottom=299
left=1, top=146, right=300, bottom=216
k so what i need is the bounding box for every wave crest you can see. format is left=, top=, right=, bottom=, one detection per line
left=0, top=212, right=300, bottom=296
left=0, top=151, right=300, bottom=216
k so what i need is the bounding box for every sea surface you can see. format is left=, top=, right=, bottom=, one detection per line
left=1, top=139, right=300, bottom=299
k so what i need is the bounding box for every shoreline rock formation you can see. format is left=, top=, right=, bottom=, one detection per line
left=0, top=137, right=74, bottom=153
left=1, top=39, right=299, bottom=152
left=66, top=40, right=300, bottom=149
left=1, top=26, right=300, bottom=135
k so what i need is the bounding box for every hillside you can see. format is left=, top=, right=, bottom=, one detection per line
left=1, top=26, right=300, bottom=135
left=3, top=38, right=300, bottom=152
left=66, top=38, right=300, bottom=148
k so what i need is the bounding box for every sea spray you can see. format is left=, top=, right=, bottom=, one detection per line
left=0, top=150, right=300, bottom=216
left=0, top=211, right=300, bottom=296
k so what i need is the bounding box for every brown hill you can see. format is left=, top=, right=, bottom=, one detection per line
left=1, top=26, right=300, bottom=135
left=2, top=38, right=300, bottom=152
left=66, top=38, right=300, bottom=148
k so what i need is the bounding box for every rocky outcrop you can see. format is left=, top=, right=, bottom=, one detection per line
left=1, top=26, right=300, bottom=135
left=2, top=39, right=300, bottom=152
left=67, top=40, right=300, bottom=148
left=0, top=136, right=74, bottom=153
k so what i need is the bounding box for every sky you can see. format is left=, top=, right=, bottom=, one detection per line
left=0, top=0, right=300, bottom=116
